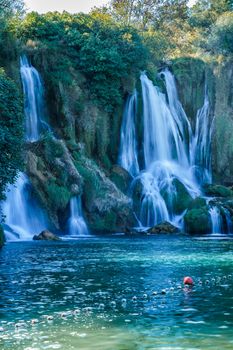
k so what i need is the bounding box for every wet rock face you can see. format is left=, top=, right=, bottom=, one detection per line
left=212, top=61, right=233, bottom=185
left=26, top=138, right=82, bottom=230
left=109, top=165, right=133, bottom=194
left=74, top=154, right=136, bottom=233
left=172, top=57, right=211, bottom=127
left=33, top=230, right=61, bottom=241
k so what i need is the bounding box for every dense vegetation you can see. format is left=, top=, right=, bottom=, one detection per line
left=0, top=0, right=232, bottom=202
left=0, top=70, right=24, bottom=201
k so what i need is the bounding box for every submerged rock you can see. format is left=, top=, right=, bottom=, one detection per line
left=148, top=221, right=180, bottom=234
left=33, top=230, right=61, bottom=241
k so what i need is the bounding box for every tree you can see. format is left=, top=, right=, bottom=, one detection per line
left=0, top=0, right=24, bottom=16
left=190, top=0, right=232, bottom=29
left=109, top=0, right=189, bottom=29
left=0, top=70, right=24, bottom=201
left=208, top=11, right=233, bottom=55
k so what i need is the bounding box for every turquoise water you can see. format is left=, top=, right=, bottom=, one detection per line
left=1, top=235, right=233, bottom=349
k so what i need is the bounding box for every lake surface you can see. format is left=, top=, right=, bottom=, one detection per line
left=1, top=235, right=233, bottom=349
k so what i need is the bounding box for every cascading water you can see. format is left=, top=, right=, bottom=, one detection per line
left=2, top=173, right=47, bottom=240
left=120, top=68, right=213, bottom=229
left=68, top=197, right=89, bottom=236
left=137, top=71, right=201, bottom=227
left=209, top=206, right=222, bottom=234
left=192, top=84, right=213, bottom=184
left=20, top=55, right=46, bottom=142
left=1, top=56, right=49, bottom=241
left=118, top=90, right=139, bottom=177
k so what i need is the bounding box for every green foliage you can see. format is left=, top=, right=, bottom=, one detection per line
left=184, top=207, right=212, bottom=234
left=110, top=0, right=189, bottom=29
left=45, top=180, right=71, bottom=210
left=0, top=71, right=24, bottom=200
left=208, top=12, right=233, bottom=55
left=190, top=0, right=232, bottom=29
left=0, top=0, right=24, bottom=16
left=43, top=133, right=65, bottom=162
left=14, top=11, right=148, bottom=113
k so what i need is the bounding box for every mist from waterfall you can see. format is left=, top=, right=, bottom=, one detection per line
left=68, top=197, right=89, bottom=236
left=2, top=173, right=47, bottom=241
left=2, top=55, right=49, bottom=241
left=119, top=68, right=213, bottom=228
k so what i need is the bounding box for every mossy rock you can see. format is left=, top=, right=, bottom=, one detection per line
left=0, top=225, right=4, bottom=248
left=110, top=165, right=133, bottom=194
left=161, top=178, right=193, bottom=215
left=203, top=184, right=233, bottom=198
left=131, top=177, right=144, bottom=217
left=74, top=154, right=135, bottom=233
left=172, top=57, right=207, bottom=124
left=172, top=178, right=193, bottom=214
left=188, top=197, right=207, bottom=210
left=147, top=221, right=180, bottom=234
left=184, top=207, right=211, bottom=234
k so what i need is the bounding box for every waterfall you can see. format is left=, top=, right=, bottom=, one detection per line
left=20, top=55, right=46, bottom=142
left=192, top=85, right=213, bottom=184
left=118, top=90, right=139, bottom=177
left=1, top=55, right=49, bottom=241
left=136, top=71, right=200, bottom=227
left=209, top=206, right=222, bottom=234
left=120, top=68, right=213, bottom=229
left=2, top=173, right=47, bottom=240
left=68, top=197, right=89, bottom=236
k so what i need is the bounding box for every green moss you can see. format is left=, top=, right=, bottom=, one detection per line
left=110, top=166, right=132, bottom=194
left=188, top=197, right=207, bottom=210
left=43, top=134, right=65, bottom=162
left=184, top=207, right=211, bottom=234
left=45, top=180, right=71, bottom=210
left=90, top=211, right=117, bottom=233
left=203, top=184, right=233, bottom=198
left=172, top=57, right=207, bottom=123
left=172, top=179, right=193, bottom=214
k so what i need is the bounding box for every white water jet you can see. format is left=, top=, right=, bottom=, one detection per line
left=68, top=197, right=89, bottom=236
left=118, top=90, right=139, bottom=177
left=209, top=206, right=222, bottom=234
left=2, top=173, right=47, bottom=240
